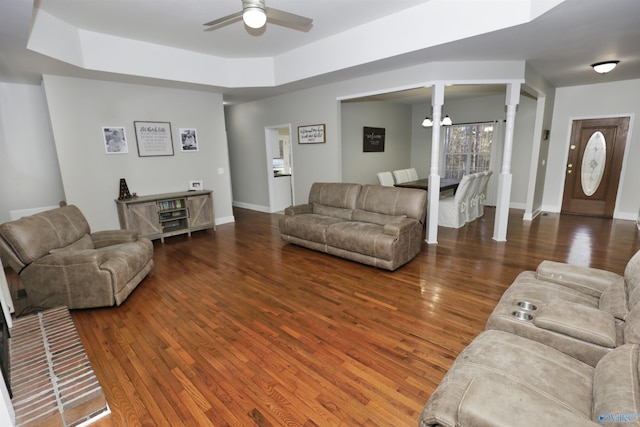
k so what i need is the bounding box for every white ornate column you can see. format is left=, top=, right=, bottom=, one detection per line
left=493, top=83, right=521, bottom=241
left=426, top=83, right=444, bottom=244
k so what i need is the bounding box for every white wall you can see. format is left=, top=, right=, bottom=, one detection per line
left=543, top=79, right=640, bottom=219
left=0, top=82, right=65, bottom=223
left=42, top=75, right=234, bottom=230
left=341, top=101, right=412, bottom=184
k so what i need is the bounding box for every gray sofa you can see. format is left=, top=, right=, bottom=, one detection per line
left=420, top=249, right=640, bottom=426
left=279, top=182, right=427, bottom=271
left=0, top=205, right=154, bottom=309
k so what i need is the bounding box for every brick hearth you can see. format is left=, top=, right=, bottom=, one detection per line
left=9, top=307, right=108, bottom=427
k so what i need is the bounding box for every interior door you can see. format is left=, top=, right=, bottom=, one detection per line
left=561, top=117, right=629, bottom=217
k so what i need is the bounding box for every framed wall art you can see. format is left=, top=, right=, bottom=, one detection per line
left=298, top=124, right=325, bottom=144
left=189, top=180, right=203, bottom=191
left=134, top=121, right=174, bottom=157
left=103, top=127, right=128, bottom=154
left=363, top=126, right=385, bottom=152
left=179, top=128, right=198, bottom=152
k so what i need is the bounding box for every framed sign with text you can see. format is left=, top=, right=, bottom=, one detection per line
left=363, top=126, right=385, bottom=152
left=298, top=124, right=326, bottom=144
left=134, top=121, right=174, bottom=157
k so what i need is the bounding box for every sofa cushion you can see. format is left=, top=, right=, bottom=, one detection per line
left=501, top=271, right=600, bottom=308
left=592, top=344, right=640, bottom=425
left=313, top=204, right=353, bottom=220
left=279, top=214, right=345, bottom=244
left=0, top=205, right=90, bottom=265
left=98, top=240, right=154, bottom=295
left=325, top=222, right=397, bottom=260
left=533, top=300, right=617, bottom=348
left=356, top=185, right=426, bottom=222
left=49, top=234, right=95, bottom=254
left=624, top=306, right=640, bottom=344
left=419, top=330, right=594, bottom=427
left=352, top=209, right=405, bottom=225
left=599, top=280, right=629, bottom=321
left=308, top=182, right=361, bottom=209
left=625, top=250, right=640, bottom=310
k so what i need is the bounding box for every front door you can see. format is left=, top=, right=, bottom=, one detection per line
left=561, top=117, right=629, bottom=218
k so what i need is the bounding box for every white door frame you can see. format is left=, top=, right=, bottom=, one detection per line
left=264, top=124, right=295, bottom=212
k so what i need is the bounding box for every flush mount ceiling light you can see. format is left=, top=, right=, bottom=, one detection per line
left=591, top=60, right=620, bottom=74
left=243, top=1, right=267, bottom=28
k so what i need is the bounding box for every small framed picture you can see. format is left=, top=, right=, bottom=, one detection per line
left=298, top=124, right=326, bottom=144
left=180, top=128, right=198, bottom=152
left=189, top=180, right=203, bottom=191
left=103, top=127, right=128, bottom=154
left=363, top=126, right=385, bottom=152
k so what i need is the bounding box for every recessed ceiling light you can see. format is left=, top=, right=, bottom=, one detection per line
left=591, top=60, right=620, bottom=74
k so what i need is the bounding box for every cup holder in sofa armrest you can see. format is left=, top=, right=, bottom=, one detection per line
left=532, top=300, right=617, bottom=348
left=517, top=301, right=537, bottom=311
left=512, top=311, right=534, bottom=321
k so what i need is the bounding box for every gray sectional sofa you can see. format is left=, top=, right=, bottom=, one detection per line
left=279, top=182, right=427, bottom=271
left=420, top=249, right=640, bottom=427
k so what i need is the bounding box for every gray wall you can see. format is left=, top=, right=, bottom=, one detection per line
left=225, top=61, right=529, bottom=210
left=42, top=75, right=234, bottom=230
left=410, top=92, right=537, bottom=208
left=3, top=66, right=638, bottom=227
left=0, top=82, right=65, bottom=223
left=341, top=101, right=412, bottom=185
left=226, top=86, right=343, bottom=210
left=543, top=78, right=640, bottom=219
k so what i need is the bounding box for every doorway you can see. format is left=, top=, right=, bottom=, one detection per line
left=265, top=125, right=294, bottom=212
left=561, top=117, right=629, bottom=218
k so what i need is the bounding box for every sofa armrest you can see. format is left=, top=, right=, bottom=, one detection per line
left=456, top=374, right=599, bottom=427
left=284, top=204, right=312, bottom=216
left=383, top=218, right=417, bottom=237
left=36, top=250, right=105, bottom=266
left=536, top=260, right=622, bottom=298
left=533, top=300, right=617, bottom=348
left=91, top=230, right=140, bottom=248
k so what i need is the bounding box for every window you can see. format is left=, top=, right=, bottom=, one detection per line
left=443, top=122, right=494, bottom=179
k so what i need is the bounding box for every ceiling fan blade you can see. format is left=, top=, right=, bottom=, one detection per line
left=265, top=7, right=313, bottom=30
left=203, top=10, right=243, bottom=27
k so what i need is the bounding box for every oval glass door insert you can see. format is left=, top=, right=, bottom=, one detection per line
left=581, top=131, right=606, bottom=196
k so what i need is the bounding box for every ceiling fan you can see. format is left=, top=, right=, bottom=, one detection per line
left=204, top=0, right=313, bottom=31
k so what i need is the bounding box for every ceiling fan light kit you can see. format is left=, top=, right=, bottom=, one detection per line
left=204, top=0, right=313, bottom=32
left=242, top=0, right=267, bottom=28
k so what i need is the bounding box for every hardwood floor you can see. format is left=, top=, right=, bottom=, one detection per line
left=69, top=207, right=640, bottom=426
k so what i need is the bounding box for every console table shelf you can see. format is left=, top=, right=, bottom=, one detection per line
left=116, top=190, right=215, bottom=242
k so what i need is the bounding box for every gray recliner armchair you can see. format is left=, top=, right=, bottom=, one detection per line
left=0, top=205, right=154, bottom=309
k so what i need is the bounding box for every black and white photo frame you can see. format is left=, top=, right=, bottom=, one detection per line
left=103, top=126, right=128, bottom=154
left=180, top=128, right=199, bottom=152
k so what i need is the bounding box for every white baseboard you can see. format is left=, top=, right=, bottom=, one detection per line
left=232, top=201, right=271, bottom=213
